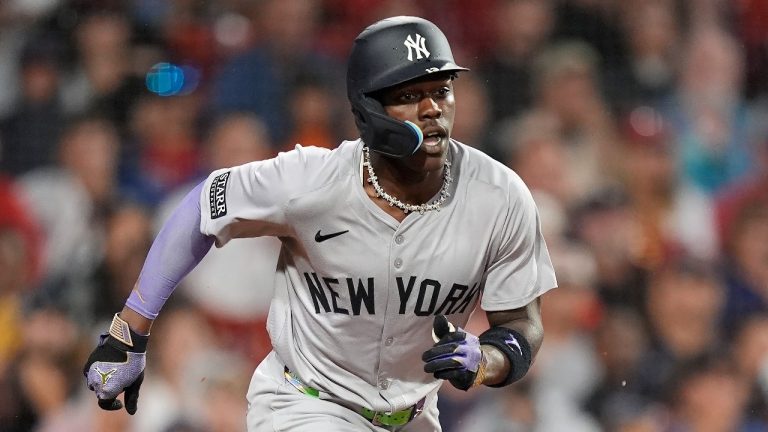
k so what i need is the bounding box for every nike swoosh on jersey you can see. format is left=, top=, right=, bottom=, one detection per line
left=314, top=229, right=349, bottom=242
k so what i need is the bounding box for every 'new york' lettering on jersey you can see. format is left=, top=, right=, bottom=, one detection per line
left=209, top=171, right=230, bottom=219
left=301, top=272, right=481, bottom=317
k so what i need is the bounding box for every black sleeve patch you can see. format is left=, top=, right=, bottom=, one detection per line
left=209, top=171, right=231, bottom=219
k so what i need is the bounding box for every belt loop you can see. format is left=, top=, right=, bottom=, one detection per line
left=408, top=397, right=426, bottom=421
left=283, top=366, right=320, bottom=398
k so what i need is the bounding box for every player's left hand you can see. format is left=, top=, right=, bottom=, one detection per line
left=83, top=325, right=148, bottom=414
left=422, top=315, right=484, bottom=391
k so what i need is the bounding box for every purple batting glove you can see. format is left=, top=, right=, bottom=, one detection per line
left=422, top=315, right=483, bottom=391
left=83, top=315, right=148, bottom=414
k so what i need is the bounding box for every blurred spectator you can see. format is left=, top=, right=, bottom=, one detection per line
left=161, top=1, right=218, bottom=83
left=0, top=7, right=24, bottom=117
left=552, top=0, right=628, bottom=69
left=530, top=41, right=620, bottom=204
left=282, top=76, right=338, bottom=150
left=128, top=0, right=173, bottom=35
left=607, top=0, right=680, bottom=114
left=3, top=0, right=63, bottom=21
left=17, top=116, right=120, bottom=323
left=620, top=107, right=718, bottom=266
left=637, top=258, right=725, bottom=400
left=0, top=37, right=66, bottom=175
left=574, top=186, right=647, bottom=310
left=155, top=113, right=279, bottom=364
left=211, top=0, right=343, bottom=146
left=683, top=0, right=735, bottom=31
left=316, top=0, right=379, bottom=58
left=200, top=113, right=275, bottom=170
left=1, top=307, right=81, bottom=432
left=531, top=191, right=568, bottom=248
left=20, top=307, right=80, bottom=364
left=89, top=204, right=154, bottom=327
left=0, top=230, right=23, bottom=367
left=320, top=0, right=503, bottom=63
left=0, top=177, right=42, bottom=289
left=121, top=94, right=203, bottom=207
left=35, top=399, right=133, bottom=432
left=412, top=0, right=498, bottom=62
left=0, top=0, right=66, bottom=116
left=56, top=116, right=121, bottom=212
left=501, top=111, right=572, bottom=205
left=663, top=355, right=755, bottom=432
left=720, top=200, right=768, bottom=333
left=454, top=381, right=537, bottom=432
left=585, top=307, right=652, bottom=431
left=733, top=315, right=768, bottom=429
left=661, top=25, right=761, bottom=195
left=478, top=0, right=555, bottom=124
left=60, top=11, right=146, bottom=132
left=530, top=244, right=602, bottom=432
left=450, top=73, right=491, bottom=152
left=0, top=354, right=47, bottom=432
left=183, top=350, right=250, bottom=432
left=737, top=0, right=768, bottom=99
left=715, top=139, right=768, bottom=250
left=0, top=196, right=41, bottom=380
left=17, top=350, right=78, bottom=426
left=714, top=143, right=768, bottom=329
left=136, top=306, right=218, bottom=432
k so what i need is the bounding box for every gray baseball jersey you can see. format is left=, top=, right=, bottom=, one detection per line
left=199, top=139, right=557, bottom=414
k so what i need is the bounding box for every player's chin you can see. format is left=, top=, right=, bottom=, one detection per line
left=404, top=137, right=448, bottom=172
left=419, top=136, right=449, bottom=160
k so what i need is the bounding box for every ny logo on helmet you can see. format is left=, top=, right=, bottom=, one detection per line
left=404, top=34, right=430, bottom=61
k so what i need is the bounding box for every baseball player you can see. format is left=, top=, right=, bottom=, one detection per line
left=84, top=16, right=557, bottom=431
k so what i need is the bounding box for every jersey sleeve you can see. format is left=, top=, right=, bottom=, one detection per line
left=199, top=145, right=326, bottom=246
left=481, top=176, right=558, bottom=311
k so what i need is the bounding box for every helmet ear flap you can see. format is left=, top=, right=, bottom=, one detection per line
left=353, top=94, right=423, bottom=158
left=351, top=103, right=375, bottom=152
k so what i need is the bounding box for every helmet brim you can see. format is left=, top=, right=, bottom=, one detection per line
left=364, top=62, right=469, bottom=95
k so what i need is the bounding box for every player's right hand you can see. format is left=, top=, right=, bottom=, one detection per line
left=83, top=314, right=148, bottom=415
left=422, top=315, right=484, bottom=391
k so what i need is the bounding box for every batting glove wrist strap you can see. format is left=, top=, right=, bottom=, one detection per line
left=478, top=327, right=532, bottom=387
left=108, top=313, right=149, bottom=352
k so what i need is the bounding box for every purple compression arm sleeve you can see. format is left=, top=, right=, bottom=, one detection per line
left=125, top=181, right=215, bottom=319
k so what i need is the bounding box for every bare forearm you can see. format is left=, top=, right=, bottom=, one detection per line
left=119, top=304, right=154, bottom=335
left=493, top=302, right=544, bottom=357
left=480, top=345, right=509, bottom=385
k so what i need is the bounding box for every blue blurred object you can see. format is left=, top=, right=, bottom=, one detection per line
left=145, top=63, right=185, bottom=96
left=178, top=65, right=201, bottom=95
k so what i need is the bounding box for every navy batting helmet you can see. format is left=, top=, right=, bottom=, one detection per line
left=347, top=16, right=468, bottom=158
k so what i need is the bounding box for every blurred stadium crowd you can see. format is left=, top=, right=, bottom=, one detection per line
left=0, top=0, right=767, bottom=431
